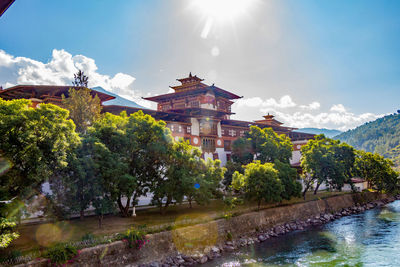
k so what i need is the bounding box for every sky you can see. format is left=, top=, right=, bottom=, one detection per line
left=1, top=0, right=400, bottom=131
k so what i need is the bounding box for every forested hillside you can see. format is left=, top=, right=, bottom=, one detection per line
left=336, top=112, right=400, bottom=168
left=296, top=128, right=342, bottom=138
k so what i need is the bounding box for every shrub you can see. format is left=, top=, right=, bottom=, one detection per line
left=81, top=233, right=95, bottom=241
left=121, top=227, right=148, bottom=249
left=44, top=243, right=78, bottom=265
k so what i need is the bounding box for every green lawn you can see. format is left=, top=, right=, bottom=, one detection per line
left=10, top=191, right=348, bottom=253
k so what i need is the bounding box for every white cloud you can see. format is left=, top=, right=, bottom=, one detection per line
left=300, top=101, right=320, bottom=110
left=232, top=95, right=384, bottom=131
left=0, top=49, right=154, bottom=108
left=330, top=104, right=346, bottom=113
left=236, top=95, right=296, bottom=109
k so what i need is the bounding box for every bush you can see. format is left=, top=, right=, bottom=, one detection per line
left=81, top=233, right=95, bottom=241
left=120, top=227, right=148, bottom=249
left=0, top=249, right=22, bottom=264
left=44, top=243, right=78, bottom=265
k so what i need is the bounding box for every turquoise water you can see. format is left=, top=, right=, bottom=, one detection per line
left=203, top=200, right=400, bottom=267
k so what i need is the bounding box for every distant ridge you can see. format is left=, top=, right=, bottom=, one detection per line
left=92, top=86, right=146, bottom=109
left=295, top=128, right=342, bottom=138
left=335, top=112, right=400, bottom=169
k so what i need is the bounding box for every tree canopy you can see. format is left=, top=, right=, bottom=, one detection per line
left=0, top=98, right=79, bottom=201
left=300, top=134, right=355, bottom=196
left=232, top=161, right=283, bottom=209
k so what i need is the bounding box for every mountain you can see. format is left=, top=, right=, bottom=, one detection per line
left=295, top=128, right=342, bottom=138
left=335, top=112, right=400, bottom=169
left=91, top=86, right=145, bottom=109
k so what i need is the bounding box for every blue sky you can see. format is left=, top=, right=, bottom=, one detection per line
left=1, top=0, right=400, bottom=130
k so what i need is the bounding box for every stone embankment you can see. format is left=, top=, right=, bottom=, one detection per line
left=16, top=192, right=397, bottom=267
left=145, top=194, right=399, bottom=267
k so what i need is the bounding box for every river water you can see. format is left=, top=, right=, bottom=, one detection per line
left=202, top=200, right=400, bottom=267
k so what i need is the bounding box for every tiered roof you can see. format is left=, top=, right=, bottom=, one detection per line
left=144, top=73, right=242, bottom=102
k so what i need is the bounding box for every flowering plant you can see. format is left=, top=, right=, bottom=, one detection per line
left=121, top=227, right=149, bottom=249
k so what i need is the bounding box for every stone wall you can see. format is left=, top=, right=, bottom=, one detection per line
left=17, top=192, right=387, bottom=267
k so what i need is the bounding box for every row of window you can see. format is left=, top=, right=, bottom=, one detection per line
left=221, top=129, right=245, bottom=137
left=169, top=124, right=191, bottom=134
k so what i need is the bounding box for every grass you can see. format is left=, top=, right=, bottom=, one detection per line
left=9, top=190, right=348, bottom=254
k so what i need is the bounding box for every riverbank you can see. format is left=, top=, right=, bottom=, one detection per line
left=14, top=192, right=394, bottom=267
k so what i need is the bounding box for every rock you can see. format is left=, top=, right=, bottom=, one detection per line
left=199, top=256, right=208, bottom=264
left=182, top=255, right=194, bottom=262
left=211, top=246, right=220, bottom=253
left=149, top=262, right=160, bottom=267
left=174, top=256, right=185, bottom=265
left=225, top=241, right=233, bottom=246
left=224, top=245, right=235, bottom=252
left=258, top=235, right=267, bottom=242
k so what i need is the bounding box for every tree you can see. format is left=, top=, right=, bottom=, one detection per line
left=274, top=160, right=302, bottom=200
left=232, top=161, right=283, bottom=210
left=186, top=159, right=226, bottom=208
left=231, top=137, right=253, bottom=165
left=228, top=126, right=293, bottom=188
left=73, top=69, right=89, bottom=87
left=0, top=98, right=79, bottom=201
left=62, top=87, right=101, bottom=134
left=151, top=140, right=199, bottom=214
left=0, top=98, right=78, bottom=248
left=92, top=111, right=172, bottom=217
left=300, top=135, right=355, bottom=197
left=0, top=217, right=19, bottom=249
left=231, top=126, right=292, bottom=164
left=50, top=136, right=101, bottom=219
left=222, top=160, right=243, bottom=190
left=354, top=150, right=399, bottom=194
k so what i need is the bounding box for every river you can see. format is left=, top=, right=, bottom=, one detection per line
left=202, top=200, right=400, bottom=267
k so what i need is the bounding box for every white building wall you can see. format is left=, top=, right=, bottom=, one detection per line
left=190, top=118, right=200, bottom=135
left=216, top=147, right=227, bottom=166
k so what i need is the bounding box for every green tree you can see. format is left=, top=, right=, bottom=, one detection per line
left=50, top=136, right=102, bottom=219
left=0, top=98, right=78, bottom=247
left=92, top=111, right=172, bottom=217
left=274, top=160, right=302, bottom=200
left=72, top=69, right=89, bottom=87
left=301, top=135, right=355, bottom=197
left=0, top=98, right=79, bottom=201
left=186, top=159, right=226, bottom=208
left=62, top=87, right=101, bottom=134
left=232, top=161, right=283, bottom=210
left=222, top=160, right=243, bottom=190
left=0, top=217, right=19, bottom=249
left=151, top=140, right=198, bottom=214
left=354, top=150, right=399, bottom=193
left=231, top=126, right=293, bottom=163
left=231, top=137, right=253, bottom=164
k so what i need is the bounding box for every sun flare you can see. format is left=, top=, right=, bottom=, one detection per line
left=191, top=0, right=256, bottom=21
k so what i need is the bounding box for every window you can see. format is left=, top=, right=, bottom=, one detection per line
left=240, top=130, right=245, bottom=137
left=221, top=129, right=225, bottom=135
left=174, top=103, right=186, bottom=109
left=178, top=125, right=182, bottom=133
left=201, top=138, right=216, bottom=152
left=224, top=140, right=231, bottom=151
left=226, top=153, right=231, bottom=162
left=170, top=125, right=175, bottom=132
left=229, top=129, right=236, bottom=137
left=187, top=126, right=191, bottom=134
left=190, top=101, right=200, bottom=108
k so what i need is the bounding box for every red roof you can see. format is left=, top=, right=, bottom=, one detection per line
left=0, top=85, right=115, bottom=102
left=144, top=85, right=242, bottom=102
